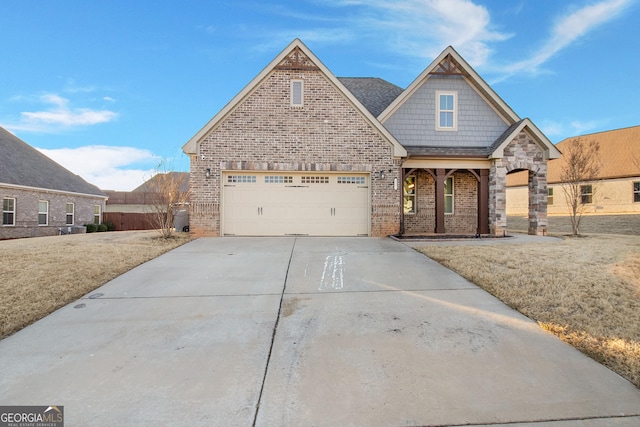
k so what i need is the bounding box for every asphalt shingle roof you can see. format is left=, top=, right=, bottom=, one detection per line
left=0, top=126, right=107, bottom=197
left=338, top=77, right=404, bottom=118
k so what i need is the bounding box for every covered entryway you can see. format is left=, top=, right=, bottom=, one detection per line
left=221, top=172, right=370, bottom=236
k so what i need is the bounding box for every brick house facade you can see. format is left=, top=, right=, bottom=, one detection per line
left=183, top=39, right=560, bottom=237
left=1, top=126, right=107, bottom=239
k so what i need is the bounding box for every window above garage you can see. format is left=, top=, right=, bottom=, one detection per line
left=291, top=80, right=304, bottom=107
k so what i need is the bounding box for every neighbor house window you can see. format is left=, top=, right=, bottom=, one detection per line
left=38, top=200, right=49, bottom=225
left=444, top=177, right=454, bottom=214
left=66, top=203, right=75, bottom=225
left=404, top=176, right=416, bottom=214
left=2, top=198, right=15, bottom=226
left=436, top=91, right=457, bottom=130
left=634, top=182, right=640, bottom=203
left=93, top=205, right=101, bottom=225
left=580, top=184, right=593, bottom=204
left=291, top=80, right=304, bottom=107
left=548, top=188, right=554, bottom=205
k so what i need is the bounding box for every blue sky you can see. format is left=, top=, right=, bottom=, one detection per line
left=1, top=0, right=638, bottom=190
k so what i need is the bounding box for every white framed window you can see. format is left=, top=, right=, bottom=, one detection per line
left=580, top=184, right=593, bottom=204
left=291, top=80, right=304, bottom=107
left=634, top=182, right=640, bottom=203
left=66, top=203, right=75, bottom=225
left=444, top=177, right=454, bottom=214
left=93, top=205, right=101, bottom=225
left=38, top=200, right=49, bottom=226
left=2, top=197, right=16, bottom=226
left=436, top=91, right=457, bottom=131
left=404, top=176, right=416, bottom=214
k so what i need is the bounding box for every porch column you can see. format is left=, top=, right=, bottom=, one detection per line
left=528, top=166, right=548, bottom=235
left=399, top=168, right=406, bottom=235
left=478, top=169, right=489, bottom=234
left=435, top=168, right=446, bottom=233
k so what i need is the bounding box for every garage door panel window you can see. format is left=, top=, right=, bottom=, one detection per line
left=265, top=175, right=293, bottom=184
left=302, top=176, right=329, bottom=184
left=338, top=176, right=366, bottom=185
left=227, top=175, right=257, bottom=183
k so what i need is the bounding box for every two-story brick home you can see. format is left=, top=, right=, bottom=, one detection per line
left=183, top=39, right=560, bottom=237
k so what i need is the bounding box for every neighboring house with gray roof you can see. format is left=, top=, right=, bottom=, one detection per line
left=183, top=39, right=560, bottom=237
left=0, top=126, right=108, bottom=239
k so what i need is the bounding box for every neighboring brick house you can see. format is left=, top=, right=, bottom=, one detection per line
left=183, top=39, right=560, bottom=237
left=507, top=126, right=640, bottom=215
left=1, top=126, right=107, bottom=239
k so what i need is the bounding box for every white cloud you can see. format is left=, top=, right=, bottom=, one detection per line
left=315, top=0, right=511, bottom=66
left=497, top=0, right=632, bottom=79
left=37, top=145, right=161, bottom=191
left=539, top=119, right=604, bottom=140
left=5, top=93, right=118, bottom=133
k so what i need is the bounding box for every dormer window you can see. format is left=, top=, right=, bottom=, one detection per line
left=436, top=91, right=457, bottom=131
left=291, top=80, right=304, bottom=107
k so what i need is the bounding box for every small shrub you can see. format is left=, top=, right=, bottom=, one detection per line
left=97, top=224, right=108, bottom=232
left=85, top=223, right=97, bottom=233
left=103, top=221, right=115, bottom=231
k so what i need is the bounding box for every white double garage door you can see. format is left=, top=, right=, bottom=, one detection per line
left=222, top=172, right=370, bottom=236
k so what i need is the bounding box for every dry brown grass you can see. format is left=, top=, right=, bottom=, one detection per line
left=0, top=231, right=191, bottom=340
left=417, top=234, right=640, bottom=388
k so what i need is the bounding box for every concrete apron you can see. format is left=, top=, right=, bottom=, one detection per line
left=0, top=238, right=638, bottom=426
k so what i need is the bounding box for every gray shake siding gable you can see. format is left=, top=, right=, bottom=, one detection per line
left=383, top=76, right=508, bottom=147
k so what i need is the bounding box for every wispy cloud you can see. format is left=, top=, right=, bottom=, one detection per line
left=539, top=118, right=605, bottom=139
left=37, top=145, right=160, bottom=191
left=4, top=93, right=118, bottom=133
left=495, top=0, right=632, bottom=80
left=259, top=0, right=511, bottom=66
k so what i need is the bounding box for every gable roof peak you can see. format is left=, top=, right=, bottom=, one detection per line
left=182, top=38, right=407, bottom=158
left=378, top=45, right=520, bottom=125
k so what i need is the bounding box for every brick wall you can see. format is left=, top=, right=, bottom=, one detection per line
left=404, top=170, right=478, bottom=234
left=1, top=186, right=106, bottom=239
left=189, top=49, right=401, bottom=237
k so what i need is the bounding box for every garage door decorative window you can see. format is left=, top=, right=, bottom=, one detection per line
left=265, top=175, right=293, bottom=184
left=337, top=176, right=365, bottom=184
left=302, top=176, right=329, bottom=184
left=227, top=175, right=256, bottom=183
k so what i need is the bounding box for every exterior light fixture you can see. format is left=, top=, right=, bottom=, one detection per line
left=205, top=168, right=211, bottom=178
left=380, top=170, right=385, bottom=179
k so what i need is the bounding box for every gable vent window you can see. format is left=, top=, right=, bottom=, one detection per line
left=291, top=80, right=304, bottom=107
left=436, top=91, right=457, bottom=131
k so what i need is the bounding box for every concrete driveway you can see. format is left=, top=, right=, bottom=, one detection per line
left=1, top=237, right=639, bottom=426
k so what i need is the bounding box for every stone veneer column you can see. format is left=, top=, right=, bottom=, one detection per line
left=527, top=164, right=548, bottom=235
left=489, top=162, right=507, bottom=236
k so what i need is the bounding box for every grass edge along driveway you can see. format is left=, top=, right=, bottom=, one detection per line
left=417, top=233, right=640, bottom=388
